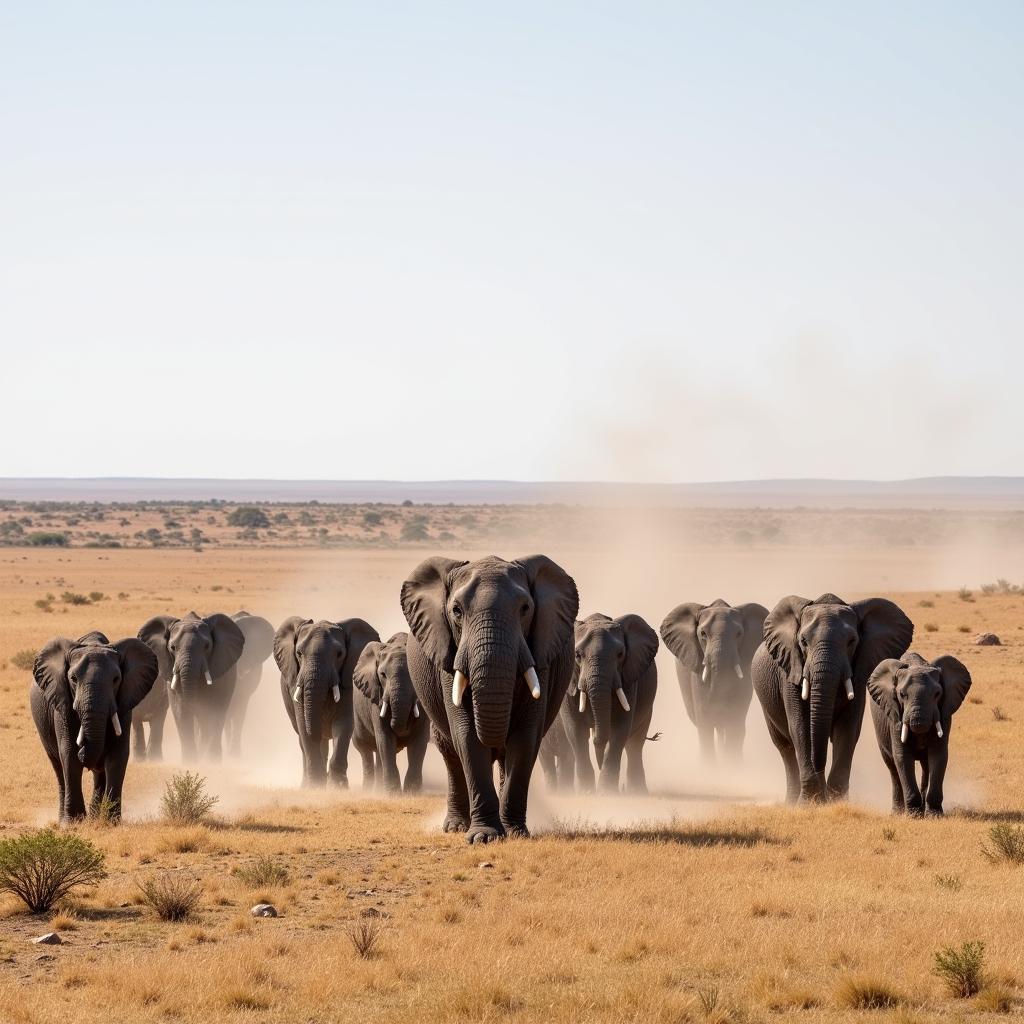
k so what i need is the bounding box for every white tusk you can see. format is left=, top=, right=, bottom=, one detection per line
left=702, top=664, right=708, bottom=683
left=76, top=726, right=85, bottom=746
left=579, top=690, right=587, bottom=714
left=292, top=685, right=300, bottom=704
left=801, top=677, right=809, bottom=701
left=379, top=700, right=388, bottom=719
left=615, top=687, right=631, bottom=712
left=936, top=722, right=943, bottom=739
left=170, top=672, right=179, bottom=692
left=900, top=723, right=908, bottom=743
left=413, top=702, right=420, bottom=718
left=205, top=669, right=214, bottom=686
left=525, top=667, right=541, bottom=700
left=111, top=712, right=122, bottom=737
left=735, top=663, right=743, bottom=679
left=332, top=684, right=341, bottom=703
left=452, top=670, right=469, bottom=706
left=845, top=677, right=855, bottom=701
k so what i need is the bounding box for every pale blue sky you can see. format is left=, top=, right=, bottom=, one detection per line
left=1, top=2, right=1021, bottom=481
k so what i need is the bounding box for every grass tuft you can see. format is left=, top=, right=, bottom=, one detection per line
left=233, top=855, right=290, bottom=888
left=982, top=824, right=1024, bottom=864
left=348, top=919, right=383, bottom=959
left=835, top=975, right=902, bottom=1009
left=137, top=872, right=203, bottom=921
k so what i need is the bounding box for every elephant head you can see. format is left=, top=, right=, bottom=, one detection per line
left=868, top=653, right=971, bottom=742
left=401, top=555, right=578, bottom=749
left=232, top=610, right=275, bottom=679
left=273, top=618, right=379, bottom=739
left=660, top=599, right=768, bottom=694
left=569, top=614, right=658, bottom=757
left=33, top=632, right=158, bottom=767
left=353, top=632, right=420, bottom=737
left=138, top=612, right=245, bottom=695
left=763, top=594, right=913, bottom=783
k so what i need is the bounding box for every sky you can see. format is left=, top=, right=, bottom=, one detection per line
left=1, top=1, right=1022, bottom=482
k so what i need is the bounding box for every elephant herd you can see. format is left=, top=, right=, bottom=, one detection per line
left=27, top=553, right=973, bottom=839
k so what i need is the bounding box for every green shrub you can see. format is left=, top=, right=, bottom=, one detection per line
left=137, top=872, right=202, bottom=921
left=234, top=856, right=289, bottom=888
left=88, top=591, right=105, bottom=603
left=10, top=649, right=36, bottom=672
left=226, top=506, right=270, bottom=529
left=0, top=830, right=106, bottom=913
left=160, top=772, right=219, bottom=824
left=26, top=532, right=69, bottom=547
left=60, top=591, right=90, bottom=606
left=933, top=941, right=986, bottom=998
left=982, top=824, right=1024, bottom=864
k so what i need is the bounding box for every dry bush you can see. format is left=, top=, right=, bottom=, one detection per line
left=160, top=772, right=219, bottom=824
left=975, top=984, right=1015, bottom=1013
left=137, top=872, right=203, bottom=921
left=933, top=941, right=986, bottom=998
left=982, top=824, right=1024, bottom=864
left=835, top=975, right=902, bottom=1009
left=992, top=706, right=1010, bottom=722
left=348, top=919, right=383, bottom=959
left=233, top=855, right=289, bottom=888
left=9, top=649, right=35, bottom=672
left=0, top=830, right=105, bottom=913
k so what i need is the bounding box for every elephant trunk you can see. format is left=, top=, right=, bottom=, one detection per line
left=905, top=700, right=934, bottom=736
left=465, top=618, right=517, bottom=749
left=300, top=656, right=333, bottom=738
left=389, top=684, right=414, bottom=738
left=701, top=639, right=727, bottom=693
left=806, top=651, right=842, bottom=785
left=76, top=700, right=111, bottom=768
left=174, top=652, right=211, bottom=693
left=585, top=669, right=613, bottom=750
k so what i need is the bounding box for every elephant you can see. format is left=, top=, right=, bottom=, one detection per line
left=130, top=653, right=170, bottom=761
left=553, top=613, right=659, bottom=794
left=752, top=593, right=913, bottom=803
left=30, top=631, right=158, bottom=822
left=537, top=714, right=575, bottom=792
left=400, top=554, right=578, bottom=843
left=273, top=617, right=379, bottom=787
left=223, top=610, right=275, bottom=757
left=138, top=611, right=245, bottom=762
left=867, top=652, right=971, bottom=816
left=352, top=632, right=430, bottom=793
left=659, top=599, right=768, bottom=762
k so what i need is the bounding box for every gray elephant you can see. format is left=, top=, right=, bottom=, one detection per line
left=401, top=554, right=578, bottom=843
left=30, top=631, right=158, bottom=822
left=537, top=714, right=575, bottom=792
left=273, top=617, right=379, bottom=787
left=138, top=612, right=245, bottom=762
left=352, top=632, right=429, bottom=793
left=130, top=653, right=169, bottom=761
left=868, top=652, right=971, bottom=816
left=223, top=611, right=275, bottom=757
left=660, top=600, right=768, bottom=762
left=752, top=593, right=913, bottom=803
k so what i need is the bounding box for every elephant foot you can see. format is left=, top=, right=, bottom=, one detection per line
left=442, top=813, right=469, bottom=833
left=925, top=806, right=944, bottom=818
left=465, top=822, right=505, bottom=845
left=502, top=822, right=530, bottom=839
left=403, top=782, right=423, bottom=795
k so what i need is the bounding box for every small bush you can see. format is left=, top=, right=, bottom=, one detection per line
left=992, top=706, right=1009, bottom=722
left=88, top=591, right=105, bottom=603
left=982, top=824, right=1024, bottom=864
left=226, top=506, right=270, bottom=529
left=10, top=649, right=36, bottom=672
left=835, top=975, right=902, bottom=1009
left=958, top=586, right=974, bottom=602
left=918, top=599, right=935, bottom=608
left=696, top=986, right=721, bottom=1017
left=348, top=920, right=383, bottom=959
left=923, top=622, right=939, bottom=633
left=976, top=985, right=1015, bottom=1013
left=34, top=599, right=53, bottom=613
left=234, top=856, right=289, bottom=888
left=160, top=772, right=219, bottom=824
left=957, top=625, right=971, bottom=633
left=137, top=872, right=203, bottom=921
left=60, top=591, right=90, bottom=606
left=933, top=940, right=986, bottom=998
left=27, top=532, right=69, bottom=547
left=935, top=873, right=963, bottom=892
left=0, top=830, right=106, bottom=913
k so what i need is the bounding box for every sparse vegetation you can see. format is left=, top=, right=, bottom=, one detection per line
left=10, top=649, right=35, bottom=672
left=923, top=621, right=939, bottom=632
left=835, top=975, right=902, bottom=1009
left=137, top=872, right=203, bottom=921
left=348, top=919, right=383, bottom=959
left=233, top=856, right=289, bottom=888
left=160, top=772, right=219, bottom=824
left=981, top=824, right=1024, bottom=864
left=958, top=586, right=974, bottom=602
left=933, top=940, right=986, bottom=998
left=0, top=830, right=105, bottom=913
left=934, top=873, right=963, bottom=891
left=992, top=706, right=1009, bottom=722
left=60, top=591, right=90, bottom=605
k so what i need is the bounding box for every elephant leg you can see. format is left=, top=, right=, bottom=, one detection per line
left=450, top=721, right=502, bottom=843
left=724, top=713, right=746, bottom=762
left=63, top=757, right=87, bottom=822
left=538, top=743, right=558, bottom=791
left=764, top=715, right=800, bottom=804
left=879, top=745, right=904, bottom=813
left=696, top=721, right=717, bottom=764
left=568, top=716, right=595, bottom=792
left=90, top=769, right=107, bottom=814
left=403, top=728, right=428, bottom=794
left=201, top=703, right=227, bottom=762
left=894, top=746, right=923, bottom=816
left=131, top=717, right=147, bottom=761
left=598, top=737, right=627, bottom=793
left=433, top=725, right=470, bottom=832
left=376, top=730, right=401, bottom=795
left=557, top=743, right=576, bottom=792
left=328, top=710, right=353, bottom=788
left=147, top=713, right=165, bottom=762
left=357, top=743, right=376, bottom=791
left=499, top=722, right=544, bottom=838
left=173, top=702, right=198, bottom=763
left=101, top=738, right=130, bottom=822
left=624, top=733, right=648, bottom=795
left=45, top=751, right=66, bottom=825
left=924, top=744, right=947, bottom=816
left=825, top=718, right=858, bottom=801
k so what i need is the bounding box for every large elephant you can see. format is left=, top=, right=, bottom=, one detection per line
left=138, top=611, right=245, bottom=762
left=30, top=631, right=158, bottom=822
left=223, top=611, right=275, bottom=757
left=868, top=652, right=971, bottom=816
left=752, top=593, right=913, bottom=803
left=554, top=613, right=659, bottom=794
left=400, top=554, right=578, bottom=843
left=352, top=632, right=429, bottom=793
left=660, top=599, right=768, bottom=762
left=273, top=617, right=379, bottom=787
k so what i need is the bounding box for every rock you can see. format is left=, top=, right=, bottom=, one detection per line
left=250, top=904, right=278, bottom=918
left=360, top=906, right=388, bottom=919
left=975, top=633, right=1002, bottom=646
left=478, top=861, right=494, bottom=869
left=32, top=933, right=61, bottom=945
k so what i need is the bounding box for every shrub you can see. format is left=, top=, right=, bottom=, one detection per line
left=226, top=506, right=270, bottom=529
left=60, top=591, right=90, bottom=606
left=958, top=586, right=974, bottom=602
left=923, top=622, right=939, bottom=633
left=27, top=532, right=69, bottom=547
left=10, top=649, right=36, bottom=672
left=88, top=591, right=105, bottom=603
left=137, top=872, right=203, bottom=921
left=0, top=830, right=106, bottom=913
left=835, top=975, right=902, bottom=1009
left=933, top=940, right=986, bottom=998
left=34, top=598, right=53, bottom=612
left=234, top=856, right=289, bottom=888
left=918, top=599, right=935, bottom=608
left=976, top=985, right=1015, bottom=1013
left=934, top=873, right=963, bottom=892
left=160, top=772, right=219, bottom=824
left=957, top=625, right=971, bottom=633
left=400, top=522, right=429, bottom=542
left=991, top=706, right=1009, bottom=722
left=982, top=824, right=1024, bottom=864
left=348, top=920, right=383, bottom=959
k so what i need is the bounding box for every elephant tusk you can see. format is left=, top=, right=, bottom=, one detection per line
left=702, top=664, right=708, bottom=684
left=413, top=702, right=420, bottom=718
left=170, top=672, right=179, bottom=692
left=735, top=663, right=743, bottom=679
left=205, top=669, right=214, bottom=686
left=332, top=684, right=341, bottom=703
left=900, top=723, right=908, bottom=743
left=615, top=687, right=631, bottom=712
left=292, top=685, right=300, bottom=704
left=936, top=722, right=944, bottom=739
left=111, top=712, right=122, bottom=737
left=525, top=667, right=541, bottom=700
left=845, top=677, right=855, bottom=701
left=801, top=677, right=809, bottom=701
left=379, top=700, right=389, bottom=719
left=579, top=690, right=587, bottom=714
left=452, top=670, right=469, bottom=706
left=76, top=725, right=85, bottom=746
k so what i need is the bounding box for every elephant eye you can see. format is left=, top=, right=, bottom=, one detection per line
left=68, top=672, right=77, bottom=685
left=451, top=603, right=463, bottom=620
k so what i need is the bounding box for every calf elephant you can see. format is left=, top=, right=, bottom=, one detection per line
left=401, top=554, right=578, bottom=843
left=30, top=631, right=158, bottom=822
left=139, top=612, right=245, bottom=762
left=223, top=611, right=275, bottom=757
left=660, top=600, right=768, bottom=762
left=752, top=593, right=913, bottom=803
left=868, top=652, right=971, bottom=815
left=274, top=617, right=379, bottom=787
left=352, top=632, right=429, bottom=793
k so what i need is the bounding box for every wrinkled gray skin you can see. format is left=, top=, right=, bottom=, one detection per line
left=223, top=611, right=275, bottom=758
left=752, top=593, right=913, bottom=803
left=868, top=652, right=971, bottom=816
left=30, top=632, right=158, bottom=822
left=352, top=633, right=429, bottom=794
left=401, top=555, right=578, bottom=843
left=139, top=612, right=245, bottom=762
left=552, top=614, right=659, bottom=794
left=660, top=600, right=768, bottom=763
left=537, top=714, right=575, bottom=792
left=274, top=617, right=379, bottom=787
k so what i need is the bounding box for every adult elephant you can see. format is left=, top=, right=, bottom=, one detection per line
left=273, top=617, right=379, bottom=787
left=752, top=593, right=913, bottom=803
left=868, top=652, right=971, bottom=816
left=660, top=599, right=768, bottom=762
left=352, top=632, right=429, bottom=793
left=30, top=631, right=158, bottom=822
left=138, top=611, right=245, bottom=762
left=223, top=610, right=275, bottom=757
left=401, top=554, right=578, bottom=843
left=557, top=613, right=659, bottom=794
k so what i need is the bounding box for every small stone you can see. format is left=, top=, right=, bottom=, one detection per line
left=360, top=906, right=388, bottom=919
left=32, top=933, right=61, bottom=945
left=477, top=861, right=494, bottom=869
left=975, top=633, right=1002, bottom=646
left=250, top=904, right=278, bottom=918
left=34, top=954, right=55, bottom=963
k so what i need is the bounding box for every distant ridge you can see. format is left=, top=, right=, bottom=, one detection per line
left=2, top=477, right=1024, bottom=509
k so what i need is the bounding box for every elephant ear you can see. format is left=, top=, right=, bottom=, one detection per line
left=763, top=596, right=810, bottom=686
left=851, top=598, right=914, bottom=686
left=138, top=615, right=177, bottom=681
left=737, top=603, right=769, bottom=669
left=32, top=637, right=74, bottom=710
left=352, top=641, right=383, bottom=705
left=933, top=654, right=971, bottom=718
left=273, top=617, right=308, bottom=684
left=659, top=603, right=704, bottom=673
left=113, top=638, right=159, bottom=713
left=516, top=554, right=580, bottom=668
left=205, top=613, right=246, bottom=678
left=400, top=557, right=468, bottom=674
left=338, top=619, right=381, bottom=695
left=616, top=614, right=658, bottom=685
left=867, top=658, right=903, bottom=724
left=234, top=614, right=275, bottom=674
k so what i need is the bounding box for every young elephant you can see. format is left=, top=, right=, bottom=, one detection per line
left=223, top=611, right=275, bottom=757
left=868, top=653, right=971, bottom=815
left=30, top=632, right=158, bottom=822
left=352, top=633, right=429, bottom=793
left=559, top=613, right=659, bottom=794
left=274, top=617, right=379, bottom=787
left=660, top=599, right=768, bottom=763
